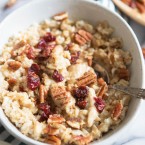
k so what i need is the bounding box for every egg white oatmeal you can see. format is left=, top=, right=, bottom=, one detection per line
left=0, top=12, right=132, bottom=145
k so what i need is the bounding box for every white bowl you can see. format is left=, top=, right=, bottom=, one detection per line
left=0, top=0, right=144, bottom=145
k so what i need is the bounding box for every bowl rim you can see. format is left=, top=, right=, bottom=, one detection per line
left=0, top=0, right=144, bottom=145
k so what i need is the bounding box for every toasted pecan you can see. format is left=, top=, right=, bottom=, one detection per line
left=50, top=86, right=70, bottom=107
left=77, top=71, right=97, bottom=87
left=118, top=68, right=130, bottom=81
left=44, top=125, right=59, bottom=135
left=72, top=135, right=92, bottom=145
left=47, top=135, right=61, bottom=145
left=8, top=78, right=17, bottom=86
left=11, top=40, right=26, bottom=57
left=112, top=102, right=123, bottom=120
left=53, top=12, right=68, bottom=21
left=97, top=78, right=106, bottom=86
left=7, top=61, right=21, bottom=71
left=48, top=114, right=65, bottom=124
left=75, top=29, right=93, bottom=45
left=66, top=118, right=82, bottom=129
left=39, top=85, right=46, bottom=103
left=97, top=84, right=108, bottom=98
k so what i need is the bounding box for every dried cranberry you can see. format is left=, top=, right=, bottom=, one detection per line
left=26, top=47, right=35, bottom=59
left=43, top=32, right=56, bottom=43
left=76, top=100, right=87, bottom=109
left=27, top=71, right=40, bottom=90
left=52, top=70, right=64, bottom=82
left=30, top=64, right=40, bottom=75
left=41, top=45, right=55, bottom=58
left=39, top=103, right=51, bottom=122
left=71, top=51, right=80, bottom=64
left=37, top=39, right=47, bottom=49
left=94, top=97, right=105, bottom=113
left=74, top=86, right=88, bottom=99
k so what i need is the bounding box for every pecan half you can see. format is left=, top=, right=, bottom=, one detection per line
left=97, top=84, right=108, bottom=98
left=44, top=125, right=59, bottom=135
left=53, top=12, right=68, bottom=21
left=118, top=68, right=130, bottom=81
left=47, top=135, right=61, bottom=145
left=50, top=86, right=70, bottom=107
left=75, top=29, right=93, bottom=45
left=48, top=114, right=65, bottom=124
left=7, top=61, right=21, bottom=71
left=8, top=78, right=17, bottom=87
left=77, top=71, right=97, bottom=87
left=97, top=78, right=106, bottom=86
left=39, top=84, right=47, bottom=103
left=11, top=40, right=26, bottom=57
left=72, top=135, right=92, bottom=145
left=112, top=102, right=123, bottom=120
left=4, top=0, right=17, bottom=9
left=66, top=118, right=83, bottom=129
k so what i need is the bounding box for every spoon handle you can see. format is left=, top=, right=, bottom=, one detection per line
left=109, top=85, right=145, bottom=99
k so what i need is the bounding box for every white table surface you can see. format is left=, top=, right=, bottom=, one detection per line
left=0, top=0, right=145, bottom=145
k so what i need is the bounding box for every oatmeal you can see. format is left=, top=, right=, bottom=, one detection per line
left=0, top=12, right=132, bottom=145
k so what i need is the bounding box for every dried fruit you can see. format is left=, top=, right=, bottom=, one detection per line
left=43, top=32, right=56, bottom=43
left=7, top=61, right=21, bottom=71
left=76, top=100, right=87, bottom=109
left=53, top=12, right=68, bottom=21
left=30, top=63, right=40, bottom=75
left=94, top=97, right=105, bottom=113
left=27, top=64, right=40, bottom=90
left=27, top=71, right=40, bottom=90
left=71, top=51, right=80, bottom=64
left=52, top=70, right=64, bottom=82
left=112, top=102, right=123, bottom=120
left=39, top=103, right=51, bottom=122
left=74, top=86, right=88, bottom=99
left=37, top=39, right=47, bottom=50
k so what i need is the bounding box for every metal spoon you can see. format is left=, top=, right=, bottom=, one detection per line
left=94, top=63, right=145, bottom=99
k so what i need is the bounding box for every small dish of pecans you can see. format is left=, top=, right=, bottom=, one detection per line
left=113, top=0, right=145, bottom=26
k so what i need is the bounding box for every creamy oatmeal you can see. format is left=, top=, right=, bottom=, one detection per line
left=0, top=12, right=132, bottom=145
